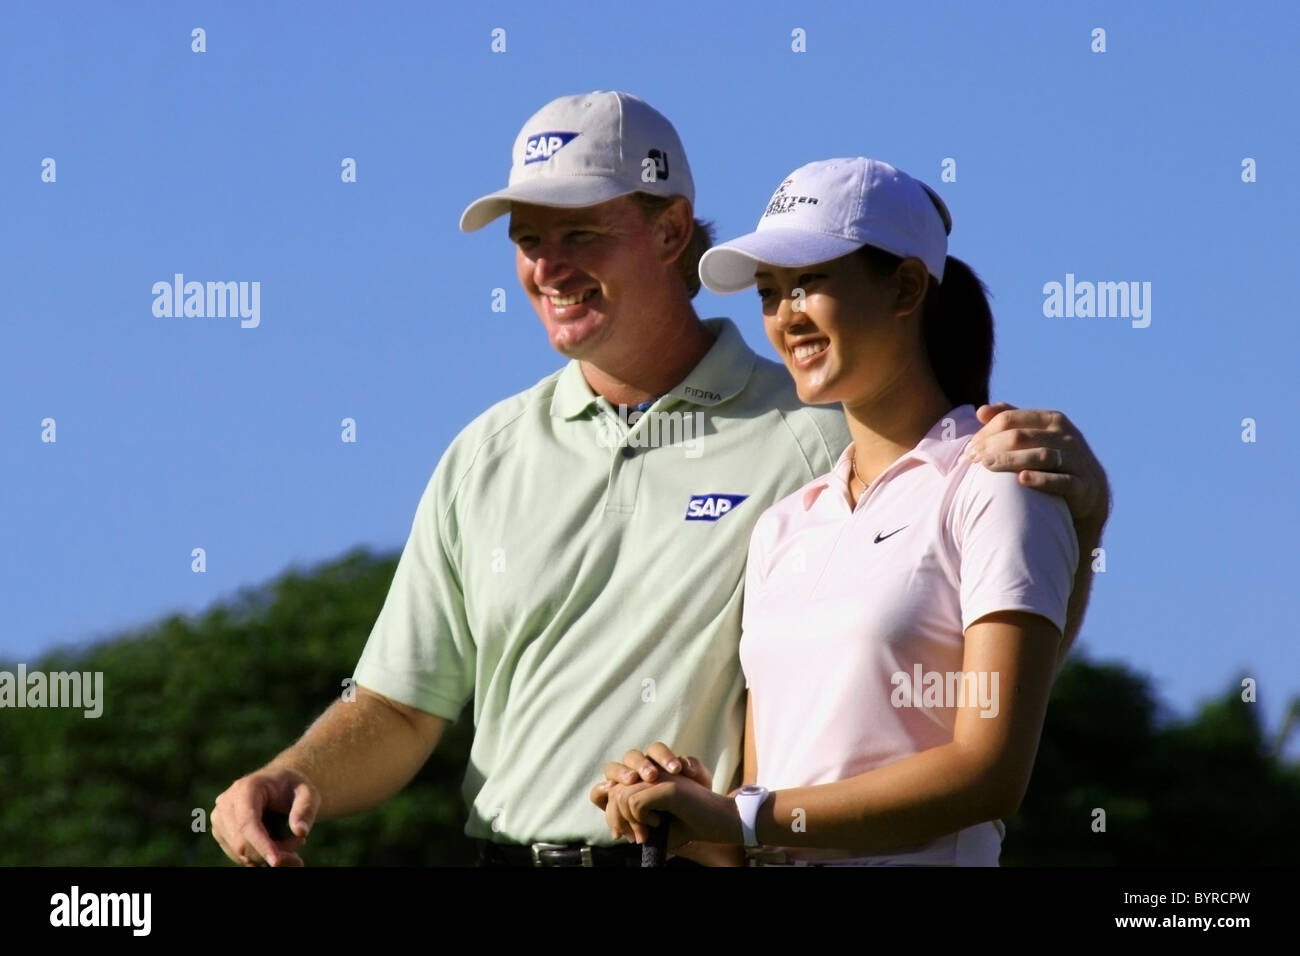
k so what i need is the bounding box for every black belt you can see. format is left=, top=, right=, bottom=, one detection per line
left=477, top=839, right=647, bottom=867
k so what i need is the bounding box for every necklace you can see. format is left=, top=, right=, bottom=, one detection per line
left=851, top=452, right=870, bottom=491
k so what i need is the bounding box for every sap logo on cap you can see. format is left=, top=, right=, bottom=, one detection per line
left=524, top=131, right=580, bottom=164
left=685, top=494, right=749, bottom=521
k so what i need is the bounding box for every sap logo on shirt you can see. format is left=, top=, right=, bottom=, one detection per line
left=524, top=131, right=579, bottom=164
left=685, top=494, right=749, bottom=521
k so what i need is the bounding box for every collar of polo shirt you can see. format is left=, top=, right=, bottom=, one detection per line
left=548, top=317, right=757, bottom=419
left=800, top=404, right=979, bottom=511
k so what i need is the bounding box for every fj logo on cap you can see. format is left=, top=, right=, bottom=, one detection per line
left=646, top=149, right=669, bottom=181
left=524, top=131, right=579, bottom=164
left=685, top=494, right=748, bottom=521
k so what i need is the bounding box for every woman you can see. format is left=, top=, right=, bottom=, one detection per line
left=591, top=158, right=1078, bottom=865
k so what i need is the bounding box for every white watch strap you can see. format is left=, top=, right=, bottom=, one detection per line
left=735, top=786, right=771, bottom=848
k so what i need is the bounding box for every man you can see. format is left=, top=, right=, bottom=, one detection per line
left=211, top=91, right=1110, bottom=867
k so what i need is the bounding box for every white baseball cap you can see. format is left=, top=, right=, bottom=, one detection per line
left=698, top=157, right=952, bottom=293
left=459, top=90, right=694, bottom=232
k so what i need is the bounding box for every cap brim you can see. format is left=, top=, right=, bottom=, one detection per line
left=698, top=229, right=866, bottom=294
left=459, top=178, right=639, bottom=232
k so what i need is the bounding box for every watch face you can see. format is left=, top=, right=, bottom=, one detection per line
left=738, top=785, right=766, bottom=797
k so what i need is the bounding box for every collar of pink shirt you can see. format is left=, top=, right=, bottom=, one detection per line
left=800, top=403, right=980, bottom=512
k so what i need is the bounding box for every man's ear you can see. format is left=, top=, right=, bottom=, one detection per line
left=653, top=197, right=694, bottom=265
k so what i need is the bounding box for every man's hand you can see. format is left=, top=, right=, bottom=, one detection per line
left=589, top=742, right=711, bottom=844
left=212, top=767, right=320, bottom=867
left=968, top=403, right=1111, bottom=532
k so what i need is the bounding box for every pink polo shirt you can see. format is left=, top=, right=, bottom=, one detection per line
left=738, top=404, right=1078, bottom=866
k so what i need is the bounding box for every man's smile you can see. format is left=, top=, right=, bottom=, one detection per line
left=548, top=289, right=598, bottom=308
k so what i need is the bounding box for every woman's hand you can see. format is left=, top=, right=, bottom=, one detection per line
left=588, top=742, right=713, bottom=844
left=604, top=775, right=743, bottom=847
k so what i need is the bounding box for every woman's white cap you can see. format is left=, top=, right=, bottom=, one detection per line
left=698, top=157, right=951, bottom=294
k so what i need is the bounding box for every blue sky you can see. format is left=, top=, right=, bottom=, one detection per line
left=2, top=1, right=1297, bottom=753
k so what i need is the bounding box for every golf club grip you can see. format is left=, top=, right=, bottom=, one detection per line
left=641, top=821, right=669, bottom=867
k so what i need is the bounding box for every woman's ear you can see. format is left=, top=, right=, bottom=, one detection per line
left=894, top=258, right=930, bottom=315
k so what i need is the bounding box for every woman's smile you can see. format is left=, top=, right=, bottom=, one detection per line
left=791, top=338, right=830, bottom=366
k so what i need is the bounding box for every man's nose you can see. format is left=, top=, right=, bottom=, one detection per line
left=529, top=242, right=572, bottom=289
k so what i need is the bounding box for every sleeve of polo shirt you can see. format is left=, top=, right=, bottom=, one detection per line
left=352, top=464, right=475, bottom=721
left=953, top=467, right=1079, bottom=635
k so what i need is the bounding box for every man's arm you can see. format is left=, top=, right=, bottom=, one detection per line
left=267, top=685, right=448, bottom=820
left=1059, top=519, right=1104, bottom=662
left=211, top=685, right=448, bottom=866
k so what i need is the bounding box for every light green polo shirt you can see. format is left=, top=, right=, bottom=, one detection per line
left=353, top=317, right=850, bottom=845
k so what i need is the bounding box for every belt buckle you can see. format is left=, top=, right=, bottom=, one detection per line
left=746, top=847, right=791, bottom=867
left=530, top=842, right=594, bottom=867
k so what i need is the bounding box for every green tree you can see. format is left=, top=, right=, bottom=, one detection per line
left=2, top=547, right=1296, bottom=865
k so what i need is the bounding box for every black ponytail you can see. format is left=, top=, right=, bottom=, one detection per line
left=856, top=247, right=994, bottom=409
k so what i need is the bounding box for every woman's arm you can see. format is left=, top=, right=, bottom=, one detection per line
left=736, top=690, right=757, bottom=794
left=611, top=610, right=1062, bottom=853
left=752, top=610, right=1060, bottom=851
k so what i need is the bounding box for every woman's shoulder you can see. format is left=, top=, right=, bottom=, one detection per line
left=946, top=455, right=1077, bottom=554
left=951, top=455, right=1071, bottom=511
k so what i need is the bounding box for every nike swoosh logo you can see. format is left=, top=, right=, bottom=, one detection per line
left=873, top=526, right=908, bottom=543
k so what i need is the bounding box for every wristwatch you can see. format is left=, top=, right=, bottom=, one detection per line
left=734, top=784, right=772, bottom=848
